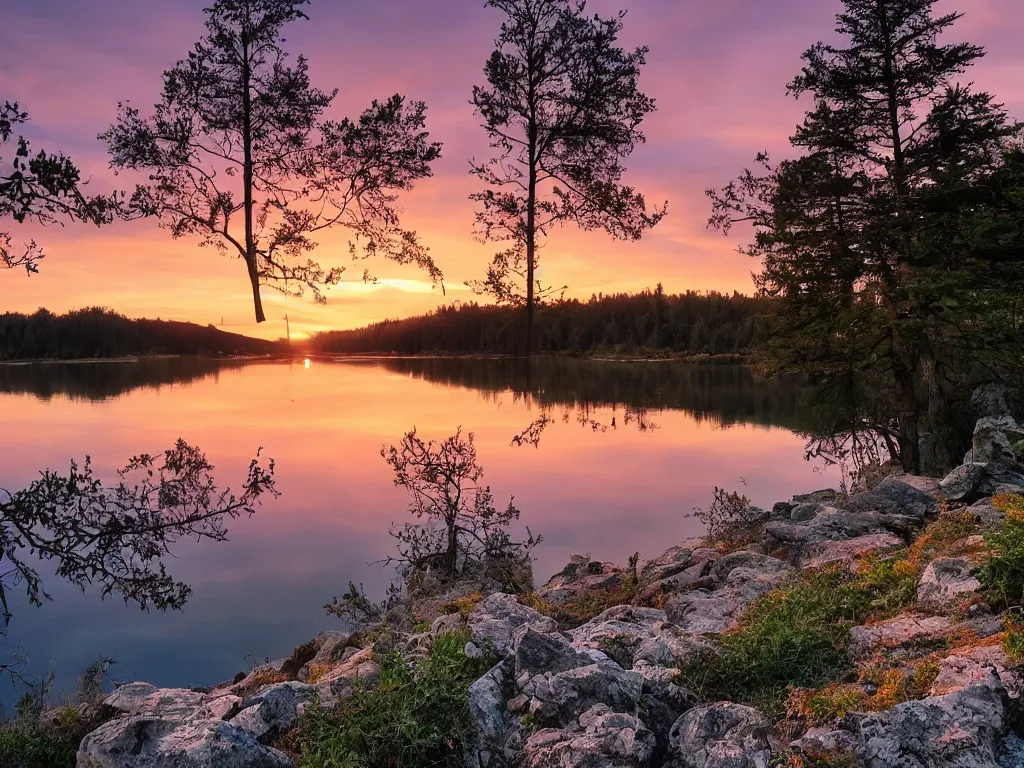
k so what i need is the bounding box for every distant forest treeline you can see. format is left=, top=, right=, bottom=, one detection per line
left=308, top=288, right=775, bottom=356
left=0, top=308, right=285, bottom=361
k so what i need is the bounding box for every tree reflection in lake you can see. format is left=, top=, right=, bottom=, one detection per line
left=0, top=357, right=251, bottom=402
left=365, top=357, right=815, bottom=446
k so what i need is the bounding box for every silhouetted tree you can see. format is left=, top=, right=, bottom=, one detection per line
left=1, top=101, right=116, bottom=276
left=0, top=440, right=277, bottom=635
left=382, top=428, right=538, bottom=583
left=103, top=0, right=443, bottom=323
left=709, top=0, right=1022, bottom=473
left=469, top=0, right=667, bottom=354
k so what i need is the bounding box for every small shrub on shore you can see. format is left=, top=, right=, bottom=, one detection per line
left=688, top=487, right=760, bottom=549
left=298, top=631, right=491, bottom=768
left=0, top=717, right=78, bottom=768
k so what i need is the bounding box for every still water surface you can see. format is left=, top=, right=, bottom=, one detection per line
left=0, top=357, right=838, bottom=707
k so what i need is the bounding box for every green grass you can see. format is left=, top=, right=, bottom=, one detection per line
left=978, top=495, right=1024, bottom=608
left=298, top=631, right=492, bottom=768
left=679, top=569, right=877, bottom=715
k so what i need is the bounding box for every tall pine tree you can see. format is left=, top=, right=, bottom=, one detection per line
left=469, top=0, right=667, bottom=355
left=710, top=0, right=1021, bottom=473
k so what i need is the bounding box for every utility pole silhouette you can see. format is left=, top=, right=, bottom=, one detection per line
left=284, top=314, right=291, bottom=348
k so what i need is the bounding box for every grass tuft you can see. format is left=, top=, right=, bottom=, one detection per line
left=297, top=631, right=492, bottom=768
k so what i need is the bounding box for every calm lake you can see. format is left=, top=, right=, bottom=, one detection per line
left=0, top=357, right=839, bottom=708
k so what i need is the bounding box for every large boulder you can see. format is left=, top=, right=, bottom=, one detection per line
left=929, top=645, right=1022, bottom=699
left=940, top=464, right=986, bottom=502
left=230, top=681, right=312, bottom=743
left=520, top=705, right=656, bottom=768
left=845, top=475, right=941, bottom=520
left=856, top=676, right=1010, bottom=768
left=467, top=593, right=558, bottom=657
left=639, top=540, right=712, bottom=583
left=77, top=716, right=293, bottom=768
left=664, top=702, right=772, bottom=768
left=104, top=683, right=206, bottom=720
left=514, top=628, right=644, bottom=727
left=569, top=606, right=668, bottom=669
left=972, top=417, right=1024, bottom=467
left=465, top=661, right=519, bottom=768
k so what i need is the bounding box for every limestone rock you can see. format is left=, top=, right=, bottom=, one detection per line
left=665, top=702, right=772, bottom=768
left=312, top=647, right=381, bottom=708
left=538, top=555, right=624, bottom=606
left=790, top=727, right=859, bottom=760
left=856, top=676, right=1009, bottom=768
left=514, top=628, right=644, bottom=727
left=845, top=475, right=940, bottom=520
left=465, top=661, right=518, bottom=768
left=940, top=464, right=986, bottom=502
left=520, top=705, right=656, bottom=768
left=569, top=605, right=668, bottom=668
left=666, top=556, right=793, bottom=634
left=639, top=540, right=714, bottom=583
left=973, top=417, right=1024, bottom=468
left=917, top=558, right=982, bottom=606
left=930, top=645, right=1021, bottom=699
left=230, top=681, right=312, bottom=742
left=468, top=592, right=558, bottom=658
left=792, top=489, right=839, bottom=506
left=796, top=533, right=903, bottom=572
left=104, top=683, right=206, bottom=721
left=77, top=716, right=293, bottom=768
left=848, top=614, right=953, bottom=660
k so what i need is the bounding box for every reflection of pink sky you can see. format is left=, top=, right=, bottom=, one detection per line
left=0, top=361, right=840, bottom=583
left=1, top=0, right=1020, bottom=338
left=0, top=361, right=842, bottom=701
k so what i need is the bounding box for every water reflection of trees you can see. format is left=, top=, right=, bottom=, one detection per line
left=371, top=358, right=817, bottom=440
left=0, top=358, right=249, bottom=402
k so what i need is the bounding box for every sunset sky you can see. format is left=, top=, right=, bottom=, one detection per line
left=1, top=0, right=1022, bottom=339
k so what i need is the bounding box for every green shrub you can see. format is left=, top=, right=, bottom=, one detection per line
left=979, top=496, right=1024, bottom=608
left=0, top=716, right=79, bottom=768
left=298, top=631, right=490, bottom=768
left=679, top=569, right=876, bottom=715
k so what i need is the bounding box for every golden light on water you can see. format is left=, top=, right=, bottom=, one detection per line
left=304, top=359, right=311, bottom=369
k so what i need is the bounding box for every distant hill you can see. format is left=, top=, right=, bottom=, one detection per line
left=307, top=289, right=775, bottom=357
left=0, top=308, right=286, bottom=361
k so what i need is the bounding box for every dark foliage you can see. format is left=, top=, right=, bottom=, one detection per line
left=1, top=102, right=118, bottom=276
left=308, top=288, right=772, bottom=357
left=0, top=307, right=285, bottom=361
left=708, top=0, right=1024, bottom=474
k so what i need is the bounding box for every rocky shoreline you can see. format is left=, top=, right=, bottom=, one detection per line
left=73, top=414, right=1024, bottom=767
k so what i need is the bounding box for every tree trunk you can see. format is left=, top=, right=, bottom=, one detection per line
left=240, top=23, right=266, bottom=324
left=446, top=523, right=458, bottom=579
left=893, top=359, right=922, bottom=474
